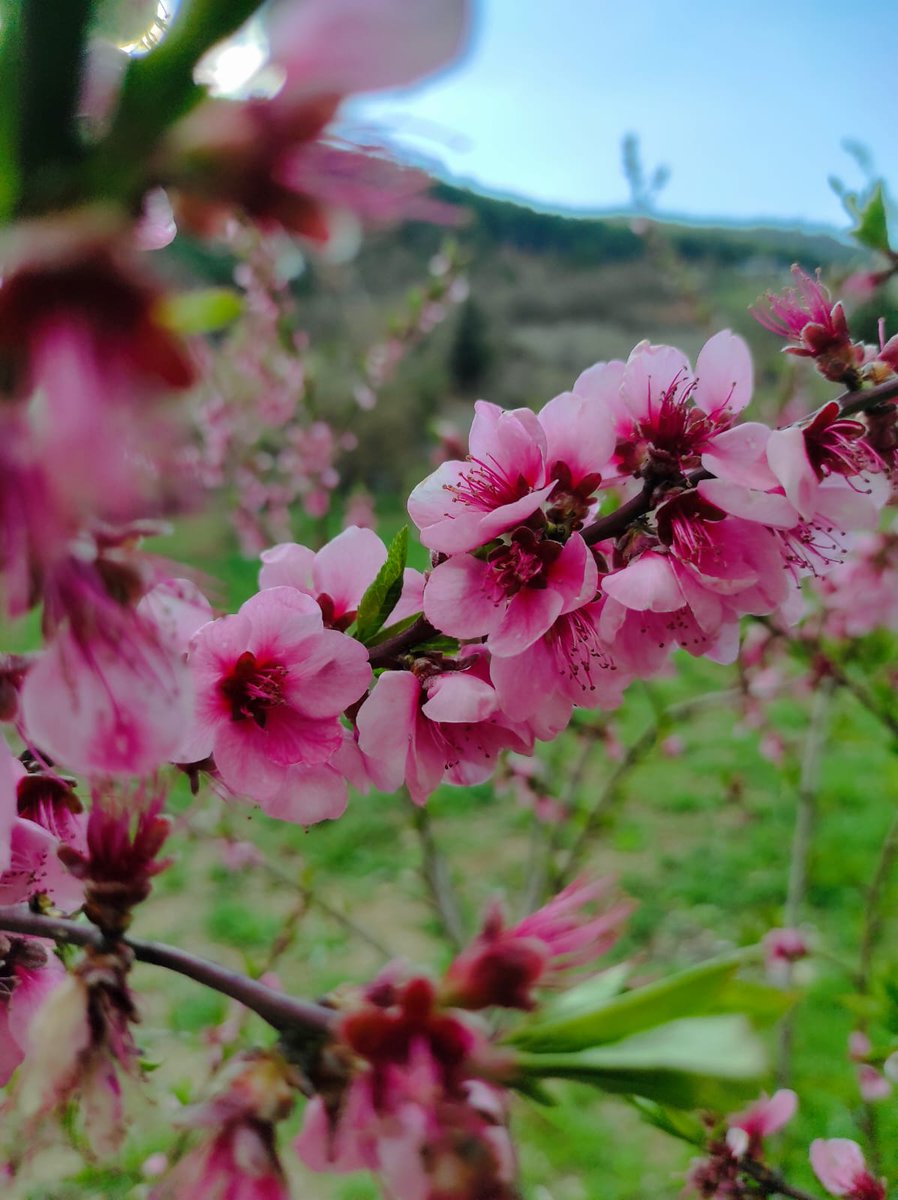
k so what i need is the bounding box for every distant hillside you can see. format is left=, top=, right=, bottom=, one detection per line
left=166, top=184, right=870, bottom=499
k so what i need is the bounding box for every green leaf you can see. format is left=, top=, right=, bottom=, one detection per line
left=509, top=952, right=753, bottom=1051
left=0, top=0, right=22, bottom=219
left=628, top=1097, right=709, bottom=1146
left=851, top=183, right=891, bottom=255
left=515, top=1015, right=767, bottom=1111
left=356, top=527, right=409, bottom=644
left=157, top=288, right=244, bottom=335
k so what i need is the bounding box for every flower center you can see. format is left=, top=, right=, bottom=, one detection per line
left=218, top=651, right=288, bottom=727
left=802, top=401, right=877, bottom=480
left=446, top=455, right=531, bottom=513
left=487, top=528, right=562, bottom=597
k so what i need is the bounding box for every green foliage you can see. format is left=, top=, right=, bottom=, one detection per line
left=158, top=288, right=244, bottom=335
left=354, top=526, right=408, bottom=644
left=516, top=1015, right=767, bottom=1110
left=845, top=182, right=892, bottom=256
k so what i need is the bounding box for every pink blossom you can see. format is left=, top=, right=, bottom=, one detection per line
left=809, top=1139, right=885, bottom=1200
left=488, top=598, right=630, bottom=725
left=180, top=587, right=370, bottom=808
left=20, top=620, right=193, bottom=778
left=259, top=526, right=424, bottom=631
left=0, top=759, right=87, bottom=912
left=270, top=0, right=469, bottom=102
left=725, top=1089, right=796, bottom=1157
left=857, top=1065, right=891, bottom=1102
left=574, top=331, right=752, bottom=481
left=0, top=937, right=65, bottom=1087
left=442, top=877, right=630, bottom=1010
left=148, top=1051, right=295, bottom=1200
left=424, top=530, right=597, bottom=657
left=762, top=928, right=809, bottom=973
left=409, top=401, right=554, bottom=554
left=296, top=974, right=516, bottom=1199
left=356, top=654, right=531, bottom=805
left=17, top=949, right=140, bottom=1158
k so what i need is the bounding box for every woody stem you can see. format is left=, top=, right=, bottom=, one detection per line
left=0, top=904, right=336, bottom=1037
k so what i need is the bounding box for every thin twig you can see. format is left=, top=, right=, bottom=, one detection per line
left=553, top=688, right=739, bottom=887
left=776, top=677, right=834, bottom=1086
left=741, top=1158, right=822, bottom=1200
left=0, top=905, right=335, bottom=1036
left=411, top=801, right=466, bottom=950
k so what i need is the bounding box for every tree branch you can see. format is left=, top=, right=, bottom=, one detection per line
left=0, top=905, right=335, bottom=1037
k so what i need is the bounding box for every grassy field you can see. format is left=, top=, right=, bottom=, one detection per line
left=10, top=515, right=898, bottom=1200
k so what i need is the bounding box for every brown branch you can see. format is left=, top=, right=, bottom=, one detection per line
left=740, top=1158, right=822, bottom=1200
left=367, top=614, right=437, bottom=668
left=0, top=905, right=335, bottom=1037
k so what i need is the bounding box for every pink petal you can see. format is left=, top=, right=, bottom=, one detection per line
left=258, top=542, right=316, bottom=592
left=356, top=671, right=419, bottom=793
left=702, top=423, right=779, bottom=490
left=422, top=672, right=497, bottom=723
left=694, top=330, right=753, bottom=416
left=810, top=1139, right=868, bottom=1197
left=20, top=628, right=192, bottom=778
left=260, top=763, right=348, bottom=826
left=273, top=0, right=469, bottom=100
left=601, top=554, right=684, bottom=612
left=766, top=427, right=818, bottom=522
left=489, top=587, right=563, bottom=656
left=698, top=478, right=800, bottom=528
left=423, top=555, right=499, bottom=640
left=312, top=526, right=387, bottom=614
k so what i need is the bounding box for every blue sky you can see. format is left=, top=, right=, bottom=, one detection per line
left=356, top=0, right=896, bottom=228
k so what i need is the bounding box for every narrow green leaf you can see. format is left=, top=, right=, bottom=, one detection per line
left=628, top=1097, right=709, bottom=1146
left=356, top=527, right=409, bottom=644
left=0, top=0, right=22, bottom=220
left=852, top=183, right=891, bottom=255
left=509, top=952, right=750, bottom=1051
left=516, top=1015, right=767, bottom=1111
left=157, top=288, right=244, bottom=335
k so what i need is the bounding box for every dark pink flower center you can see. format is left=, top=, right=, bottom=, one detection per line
left=618, top=375, right=717, bottom=476
left=219, top=651, right=288, bottom=727
left=487, top=528, right=562, bottom=597
left=802, top=401, right=877, bottom=480
left=446, top=455, right=532, bottom=513
left=656, top=491, right=727, bottom=564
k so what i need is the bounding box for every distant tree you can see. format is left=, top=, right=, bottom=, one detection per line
left=449, top=297, right=494, bottom=393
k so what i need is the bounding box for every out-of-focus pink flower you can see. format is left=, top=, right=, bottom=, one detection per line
left=857, top=1065, right=891, bottom=1103
left=180, top=587, right=370, bottom=811
left=149, top=1051, right=296, bottom=1200
left=0, top=936, right=65, bottom=1087
left=442, top=877, right=630, bottom=1011
left=809, top=1139, right=885, bottom=1200
left=296, top=971, right=517, bottom=1200
left=20, top=619, right=193, bottom=779
left=762, top=927, right=809, bottom=972
left=270, top=0, right=469, bottom=102
left=725, top=1089, right=797, bottom=1158
left=356, top=652, right=531, bottom=805
left=17, top=948, right=140, bottom=1158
